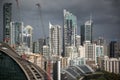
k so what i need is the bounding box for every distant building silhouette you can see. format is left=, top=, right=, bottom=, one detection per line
left=109, top=41, right=120, bottom=58
left=3, top=3, right=12, bottom=44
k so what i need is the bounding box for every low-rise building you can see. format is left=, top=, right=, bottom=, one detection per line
left=104, top=57, right=120, bottom=74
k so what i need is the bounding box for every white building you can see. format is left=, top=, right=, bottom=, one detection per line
left=49, top=22, right=62, bottom=56
left=104, top=56, right=120, bottom=74
left=78, top=45, right=85, bottom=58
left=65, top=46, right=86, bottom=66
left=65, top=46, right=78, bottom=59
left=75, top=35, right=81, bottom=47
left=23, top=25, right=33, bottom=52
left=84, top=42, right=96, bottom=61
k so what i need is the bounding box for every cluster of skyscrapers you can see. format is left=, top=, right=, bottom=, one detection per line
left=2, top=2, right=120, bottom=80
left=3, top=3, right=33, bottom=54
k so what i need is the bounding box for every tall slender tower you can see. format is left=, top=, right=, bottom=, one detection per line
left=49, top=22, right=61, bottom=56
left=49, top=23, right=61, bottom=80
left=81, top=16, right=93, bottom=45
left=63, top=9, right=77, bottom=56
left=10, top=22, right=24, bottom=47
left=3, top=3, right=12, bottom=44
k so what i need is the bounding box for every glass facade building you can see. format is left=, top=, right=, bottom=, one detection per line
left=3, top=3, right=12, bottom=44
left=10, top=22, right=24, bottom=47
left=81, top=19, right=93, bottom=45
left=63, top=9, right=77, bottom=56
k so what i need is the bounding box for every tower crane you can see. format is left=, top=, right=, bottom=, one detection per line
left=36, top=3, right=51, bottom=80
left=36, top=3, right=46, bottom=45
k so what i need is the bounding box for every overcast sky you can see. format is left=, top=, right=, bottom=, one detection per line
left=0, top=0, right=120, bottom=42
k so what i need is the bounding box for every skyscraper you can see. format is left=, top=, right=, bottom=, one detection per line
left=10, top=22, right=24, bottom=47
left=33, top=38, right=46, bottom=54
left=109, top=41, right=120, bottom=58
left=49, top=23, right=62, bottom=80
left=23, top=25, right=33, bottom=52
left=38, top=38, right=45, bottom=54
left=81, top=25, right=85, bottom=45
left=63, top=9, right=77, bottom=56
left=3, top=3, right=12, bottom=44
left=84, top=42, right=96, bottom=61
left=75, top=35, right=81, bottom=47
left=49, top=22, right=61, bottom=56
left=96, top=45, right=104, bottom=64
left=33, top=41, right=39, bottom=53
left=81, top=17, right=93, bottom=45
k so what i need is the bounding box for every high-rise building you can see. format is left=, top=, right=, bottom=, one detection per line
left=65, top=46, right=78, bottom=66
left=49, top=22, right=61, bottom=56
left=33, top=41, right=39, bottom=53
left=65, top=46, right=78, bottom=59
left=43, top=45, right=50, bottom=59
left=84, top=42, right=96, bottom=61
left=96, top=45, right=104, bottom=64
left=49, top=23, right=62, bottom=80
left=23, top=25, right=33, bottom=52
left=63, top=9, right=77, bottom=56
left=78, top=46, right=85, bottom=58
left=75, top=35, right=81, bottom=47
left=38, top=38, right=45, bottom=54
left=32, top=38, right=45, bottom=54
left=95, top=37, right=108, bottom=56
left=10, top=22, right=24, bottom=47
left=109, top=41, right=120, bottom=58
left=81, top=18, right=93, bottom=45
left=96, top=37, right=105, bottom=45
left=81, top=25, right=85, bottom=45
left=3, top=3, right=12, bottom=44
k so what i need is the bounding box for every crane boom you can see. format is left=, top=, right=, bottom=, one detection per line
left=36, top=3, right=51, bottom=80
left=36, top=3, right=46, bottom=45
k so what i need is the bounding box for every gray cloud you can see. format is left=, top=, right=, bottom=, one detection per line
left=0, top=0, right=120, bottom=42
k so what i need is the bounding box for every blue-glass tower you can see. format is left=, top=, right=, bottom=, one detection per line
left=63, top=9, right=77, bottom=56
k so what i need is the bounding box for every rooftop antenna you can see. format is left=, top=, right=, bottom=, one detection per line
left=90, top=13, right=92, bottom=23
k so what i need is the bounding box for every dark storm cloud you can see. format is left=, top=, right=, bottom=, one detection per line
left=0, top=0, right=120, bottom=41
left=110, top=0, right=120, bottom=24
